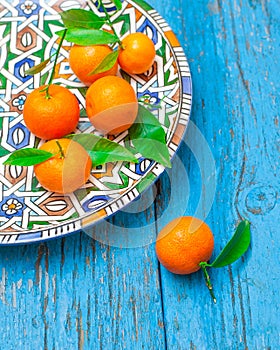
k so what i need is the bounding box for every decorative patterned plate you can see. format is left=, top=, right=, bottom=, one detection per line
left=0, top=0, right=192, bottom=245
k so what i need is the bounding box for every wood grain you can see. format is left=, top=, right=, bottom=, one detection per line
left=0, top=0, right=279, bottom=349
left=153, top=0, right=280, bottom=349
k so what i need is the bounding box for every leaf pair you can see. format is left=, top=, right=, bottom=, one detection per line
left=128, top=104, right=171, bottom=168
left=3, top=135, right=137, bottom=167
left=57, top=9, right=119, bottom=46
left=59, top=9, right=121, bottom=75
left=25, top=8, right=121, bottom=77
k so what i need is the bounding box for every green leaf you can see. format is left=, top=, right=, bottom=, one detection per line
left=210, top=220, right=251, bottom=268
left=57, top=28, right=119, bottom=45
left=128, top=104, right=171, bottom=168
left=24, top=58, right=51, bottom=76
left=89, top=50, right=119, bottom=75
left=60, top=9, right=106, bottom=29
left=132, top=138, right=171, bottom=168
left=111, top=0, right=122, bottom=10
left=66, top=134, right=138, bottom=166
left=3, top=148, right=54, bottom=166
left=66, top=133, right=100, bottom=150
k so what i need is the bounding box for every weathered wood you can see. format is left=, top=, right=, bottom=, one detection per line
left=153, top=0, right=280, bottom=349
left=0, top=0, right=279, bottom=349
left=0, top=218, right=165, bottom=349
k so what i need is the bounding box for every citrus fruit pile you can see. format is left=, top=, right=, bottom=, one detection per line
left=15, top=7, right=157, bottom=194
left=23, top=31, right=156, bottom=140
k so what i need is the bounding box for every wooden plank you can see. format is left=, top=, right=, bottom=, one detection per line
left=0, top=189, right=165, bottom=349
left=152, top=0, right=280, bottom=349
left=0, top=0, right=279, bottom=349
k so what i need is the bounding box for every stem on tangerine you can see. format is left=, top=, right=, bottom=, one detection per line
left=56, top=141, right=65, bottom=159
left=43, top=29, right=67, bottom=99
left=199, top=262, right=217, bottom=304
left=98, top=1, right=123, bottom=48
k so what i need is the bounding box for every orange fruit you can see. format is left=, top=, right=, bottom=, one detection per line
left=34, top=138, right=92, bottom=194
left=69, top=44, right=118, bottom=86
left=23, top=84, right=80, bottom=140
left=85, top=75, right=138, bottom=135
left=118, top=32, right=156, bottom=74
left=155, top=216, right=214, bottom=274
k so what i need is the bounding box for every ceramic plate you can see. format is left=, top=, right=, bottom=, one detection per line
left=0, top=0, right=192, bottom=245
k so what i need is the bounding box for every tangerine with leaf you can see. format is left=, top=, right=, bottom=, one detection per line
left=34, top=138, right=92, bottom=194
left=156, top=216, right=251, bottom=303
left=69, top=44, right=118, bottom=86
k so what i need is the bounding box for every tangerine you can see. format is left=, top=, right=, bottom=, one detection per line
left=69, top=44, right=118, bottom=86
left=118, top=32, right=156, bottom=75
left=23, top=84, right=80, bottom=140
left=34, top=138, right=92, bottom=194
left=155, top=216, right=214, bottom=274
left=85, top=75, right=138, bottom=135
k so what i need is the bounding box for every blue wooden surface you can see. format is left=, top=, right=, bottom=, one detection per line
left=1, top=0, right=280, bottom=349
